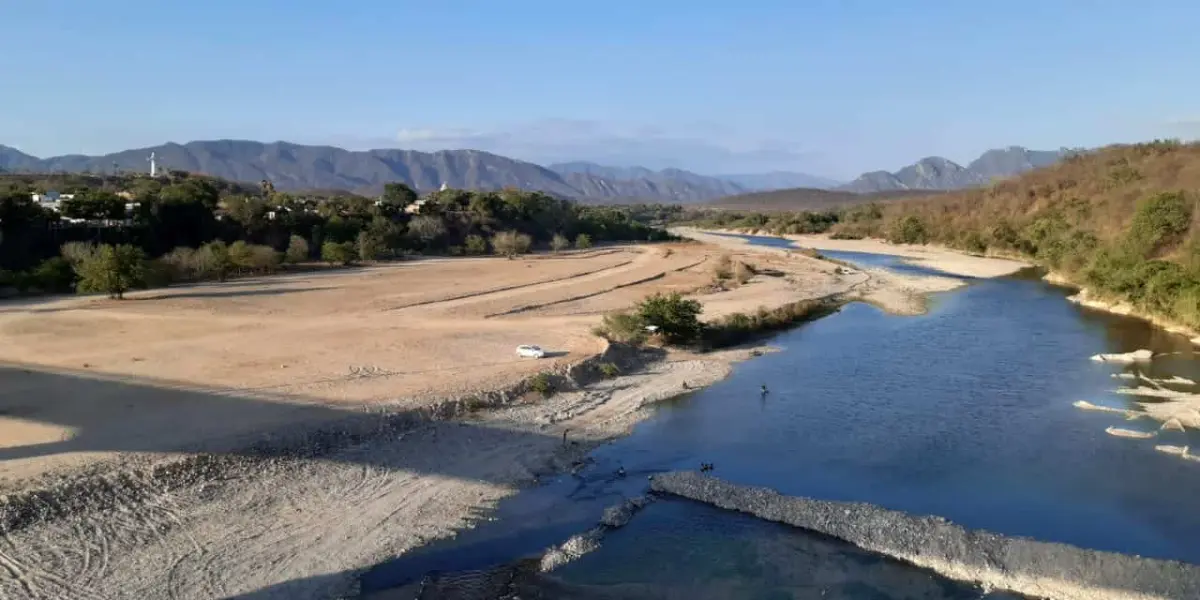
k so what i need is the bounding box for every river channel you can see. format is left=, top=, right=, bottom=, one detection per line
left=359, top=235, right=1200, bottom=599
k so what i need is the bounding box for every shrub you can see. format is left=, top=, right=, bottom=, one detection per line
left=322, top=240, right=357, bottom=265
left=285, top=235, right=310, bottom=263
left=198, top=240, right=235, bottom=281
left=712, top=253, right=733, bottom=280
left=60, top=241, right=98, bottom=267
left=636, top=292, right=703, bottom=345
left=492, top=230, right=532, bottom=258
left=598, top=362, right=620, bottom=378
left=888, top=215, right=929, bottom=245
left=357, top=230, right=386, bottom=261
left=1127, top=191, right=1193, bottom=257
left=464, top=234, right=489, bottom=255
left=574, top=233, right=593, bottom=249
left=529, top=372, right=554, bottom=397
left=593, top=310, right=648, bottom=344
left=32, top=257, right=76, bottom=293
left=550, top=233, right=570, bottom=253
left=74, top=244, right=147, bottom=299
left=701, top=299, right=839, bottom=349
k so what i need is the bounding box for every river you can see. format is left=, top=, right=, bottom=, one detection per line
left=359, top=235, right=1200, bottom=599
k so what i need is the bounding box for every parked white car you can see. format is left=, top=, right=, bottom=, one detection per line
left=516, top=344, right=545, bottom=359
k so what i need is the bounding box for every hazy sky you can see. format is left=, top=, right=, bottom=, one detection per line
left=3, top=0, right=1199, bottom=179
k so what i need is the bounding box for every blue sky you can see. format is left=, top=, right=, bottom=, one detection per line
left=3, top=0, right=1199, bottom=179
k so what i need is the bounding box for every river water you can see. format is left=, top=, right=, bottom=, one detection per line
left=360, top=235, right=1200, bottom=599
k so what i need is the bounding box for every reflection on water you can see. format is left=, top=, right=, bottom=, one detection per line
left=361, top=235, right=1200, bottom=597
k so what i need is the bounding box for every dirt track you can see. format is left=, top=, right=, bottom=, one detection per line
left=0, top=238, right=969, bottom=599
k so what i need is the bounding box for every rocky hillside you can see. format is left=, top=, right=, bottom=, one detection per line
left=839, top=147, right=1065, bottom=193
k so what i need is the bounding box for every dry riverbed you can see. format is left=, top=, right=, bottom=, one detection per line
left=0, top=235, right=1010, bottom=599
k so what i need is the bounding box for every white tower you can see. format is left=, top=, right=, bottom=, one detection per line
left=148, top=152, right=158, bottom=177
left=439, top=182, right=449, bottom=192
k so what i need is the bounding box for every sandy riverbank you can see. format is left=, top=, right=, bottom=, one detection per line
left=0, top=236, right=1005, bottom=599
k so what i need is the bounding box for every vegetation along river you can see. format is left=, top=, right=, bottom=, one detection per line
left=358, top=234, right=1200, bottom=599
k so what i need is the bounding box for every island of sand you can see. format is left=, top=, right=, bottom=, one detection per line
left=0, top=233, right=1025, bottom=600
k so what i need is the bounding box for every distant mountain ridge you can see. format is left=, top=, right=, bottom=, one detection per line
left=838, top=146, right=1066, bottom=193
left=0, top=142, right=754, bottom=204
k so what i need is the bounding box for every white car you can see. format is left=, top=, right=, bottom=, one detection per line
left=516, top=345, right=545, bottom=359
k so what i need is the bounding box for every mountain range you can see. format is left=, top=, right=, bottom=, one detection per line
left=836, top=147, right=1067, bottom=193
left=0, top=140, right=1065, bottom=203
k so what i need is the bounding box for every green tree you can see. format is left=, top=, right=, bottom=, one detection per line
left=61, top=190, right=125, bottom=221
left=636, top=292, right=703, bottom=345
left=285, top=235, right=310, bottom=263
left=550, top=233, right=570, bottom=253
left=381, top=182, right=418, bottom=210
left=492, top=230, right=532, bottom=258
left=75, top=244, right=147, bottom=299
left=407, top=215, right=446, bottom=249
left=464, top=234, right=488, bottom=255
left=322, top=240, right=357, bottom=265
left=888, top=215, right=929, bottom=245
left=574, top=233, right=593, bottom=249
left=33, top=257, right=76, bottom=293
left=357, top=230, right=385, bottom=261
left=199, top=240, right=235, bottom=282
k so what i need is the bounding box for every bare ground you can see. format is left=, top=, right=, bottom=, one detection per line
left=0, top=238, right=986, bottom=600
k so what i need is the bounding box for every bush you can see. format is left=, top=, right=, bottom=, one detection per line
left=551, top=233, right=570, bottom=253
left=74, top=244, right=147, bottom=299
left=636, top=292, right=703, bottom=345
left=198, top=240, right=235, bottom=281
left=593, top=310, right=648, bottom=344
left=701, top=299, right=839, bottom=349
left=598, top=362, right=620, bottom=378
left=888, top=215, right=929, bottom=245
left=285, top=235, right=310, bottom=263
left=357, top=230, right=385, bottom=261
left=492, top=230, right=532, bottom=258
left=712, top=253, right=733, bottom=280
left=322, top=240, right=357, bottom=265
left=60, top=241, right=98, bottom=267
left=464, top=234, right=489, bottom=255
left=32, top=257, right=76, bottom=293
left=574, top=233, right=593, bottom=249
left=529, top=372, right=554, bottom=397
left=1127, top=191, right=1193, bottom=257
left=733, top=260, right=756, bottom=284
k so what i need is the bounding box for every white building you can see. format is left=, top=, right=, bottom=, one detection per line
left=30, top=190, right=75, bottom=212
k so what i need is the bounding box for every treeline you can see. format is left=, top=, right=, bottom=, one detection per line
left=675, top=208, right=843, bottom=235
left=827, top=140, right=1200, bottom=330
left=0, top=172, right=676, bottom=297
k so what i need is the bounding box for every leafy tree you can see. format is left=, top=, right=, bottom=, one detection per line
left=636, top=292, right=703, bottom=345
left=228, top=240, right=256, bottom=270
left=60, top=241, right=99, bottom=267
left=888, top=215, right=929, bottom=245
left=33, top=257, right=76, bottom=293
left=285, top=235, right=310, bottom=263
left=492, top=230, right=532, bottom=258
left=74, top=244, right=147, bottom=299
left=381, top=182, right=418, bottom=209
left=61, top=190, right=125, bottom=221
left=199, top=240, right=235, bottom=282
left=550, top=233, right=570, bottom=253
left=574, top=233, right=593, bottom=249
left=408, top=215, right=446, bottom=249
left=464, top=234, right=489, bottom=255
left=322, top=240, right=356, bottom=265
left=357, top=230, right=385, bottom=261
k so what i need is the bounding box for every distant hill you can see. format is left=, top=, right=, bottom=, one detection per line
left=546, top=161, right=747, bottom=203
left=716, top=171, right=842, bottom=191
left=707, top=186, right=941, bottom=212
left=1, top=142, right=760, bottom=204
left=838, top=146, right=1066, bottom=193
